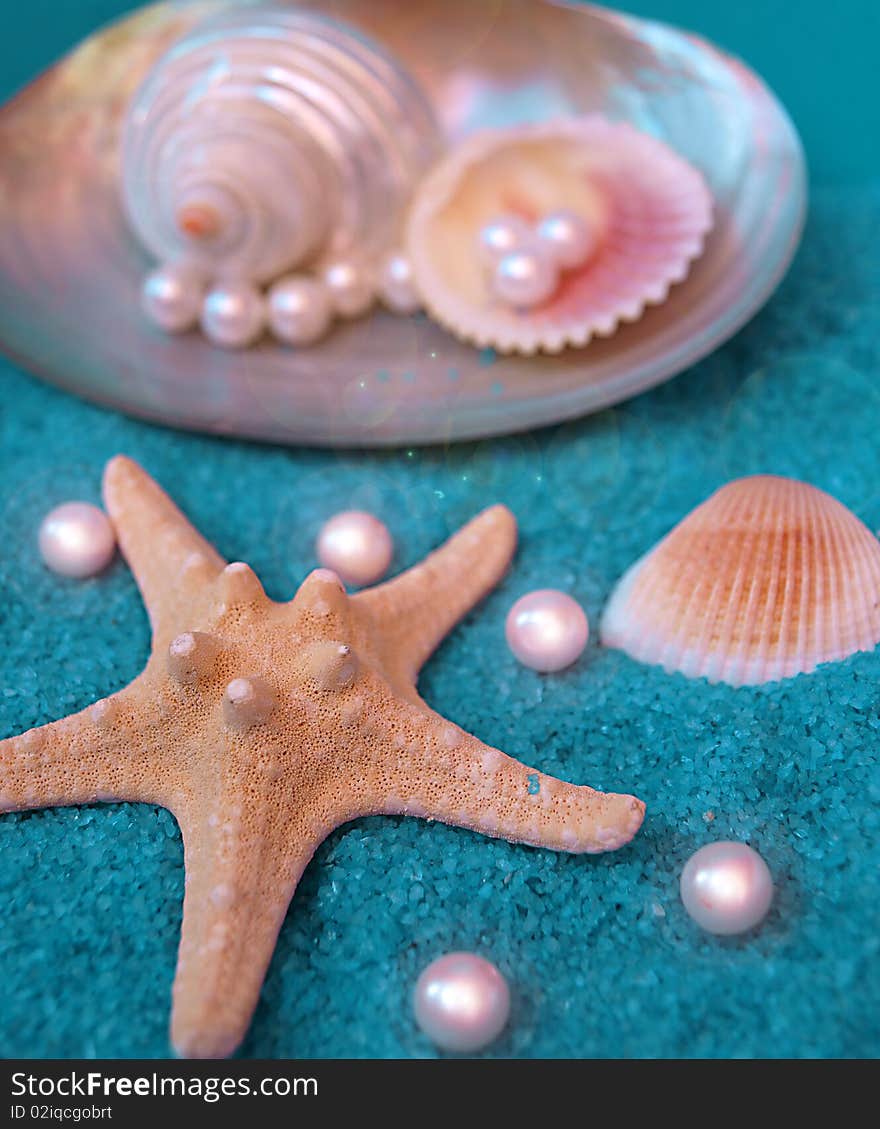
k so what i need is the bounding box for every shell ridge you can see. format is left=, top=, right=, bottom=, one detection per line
left=849, top=505, right=880, bottom=651
left=834, top=496, right=880, bottom=658
left=820, top=490, right=858, bottom=662
left=663, top=524, right=724, bottom=678
left=778, top=474, right=810, bottom=682
left=742, top=478, right=788, bottom=685
left=619, top=535, right=686, bottom=667
left=858, top=520, right=880, bottom=646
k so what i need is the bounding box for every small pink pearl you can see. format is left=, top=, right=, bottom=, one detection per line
left=680, top=841, right=774, bottom=935
left=505, top=589, right=589, bottom=672
left=536, top=209, right=598, bottom=270
left=38, top=502, right=116, bottom=579
left=492, top=248, right=559, bottom=308
left=476, top=215, right=532, bottom=265
left=378, top=251, right=421, bottom=315
left=323, top=260, right=375, bottom=319
left=142, top=265, right=204, bottom=333
left=201, top=282, right=266, bottom=349
left=315, top=511, right=393, bottom=588
left=413, top=953, right=510, bottom=1053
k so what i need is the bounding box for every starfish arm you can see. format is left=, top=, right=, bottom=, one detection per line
left=102, top=456, right=226, bottom=645
left=352, top=504, right=517, bottom=686
left=0, top=681, right=171, bottom=812
left=170, top=794, right=321, bottom=1059
left=374, top=715, right=645, bottom=854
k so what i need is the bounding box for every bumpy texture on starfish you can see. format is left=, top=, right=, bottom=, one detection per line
left=0, top=457, right=645, bottom=1058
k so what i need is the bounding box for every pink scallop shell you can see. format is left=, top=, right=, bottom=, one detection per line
left=599, top=476, right=880, bottom=687
left=406, top=117, right=714, bottom=355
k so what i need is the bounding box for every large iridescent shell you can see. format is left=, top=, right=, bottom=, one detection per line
left=0, top=0, right=805, bottom=447
left=406, top=117, right=714, bottom=355
left=600, top=477, right=880, bottom=687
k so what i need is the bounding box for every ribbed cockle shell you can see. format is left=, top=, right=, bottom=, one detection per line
left=600, top=476, right=880, bottom=686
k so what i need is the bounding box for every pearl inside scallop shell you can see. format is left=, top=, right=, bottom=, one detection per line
left=536, top=209, right=597, bottom=269
left=406, top=117, right=715, bottom=354
left=492, top=249, right=559, bottom=309
left=476, top=215, right=533, bottom=265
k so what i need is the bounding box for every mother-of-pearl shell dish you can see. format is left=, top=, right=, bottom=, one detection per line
left=0, top=0, right=806, bottom=447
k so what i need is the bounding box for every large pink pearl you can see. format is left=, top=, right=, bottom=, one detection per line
left=680, top=841, right=774, bottom=935
left=413, top=953, right=510, bottom=1053
left=505, top=589, right=589, bottom=672
left=476, top=214, right=532, bottom=265
left=38, top=502, right=116, bottom=579
left=536, top=209, right=598, bottom=270
left=492, top=248, right=559, bottom=308
left=315, top=511, right=393, bottom=588
left=200, top=282, right=266, bottom=349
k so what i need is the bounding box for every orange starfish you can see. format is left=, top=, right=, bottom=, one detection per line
left=0, top=457, right=645, bottom=1058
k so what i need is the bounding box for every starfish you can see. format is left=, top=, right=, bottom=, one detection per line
left=0, top=457, right=645, bottom=1058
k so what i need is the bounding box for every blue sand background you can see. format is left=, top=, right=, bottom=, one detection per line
left=1, top=2, right=879, bottom=1058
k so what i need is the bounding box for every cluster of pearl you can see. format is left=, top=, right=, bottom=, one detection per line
left=477, top=209, right=598, bottom=310
left=141, top=250, right=422, bottom=350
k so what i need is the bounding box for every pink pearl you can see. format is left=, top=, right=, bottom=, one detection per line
left=200, top=282, right=266, bottom=349
left=323, top=261, right=375, bottom=319
left=268, top=275, right=333, bottom=346
left=315, top=511, right=393, bottom=587
left=38, top=502, right=116, bottom=579
left=378, top=252, right=421, bottom=314
left=505, top=589, right=589, bottom=672
left=476, top=214, right=532, bottom=265
left=492, top=248, right=559, bottom=308
left=536, top=209, right=598, bottom=270
left=142, top=265, right=204, bottom=333
left=680, top=841, right=774, bottom=935
left=413, top=953, right=510, bottom=1053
